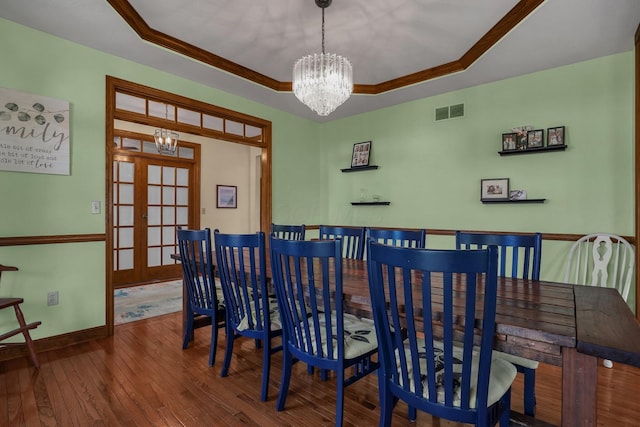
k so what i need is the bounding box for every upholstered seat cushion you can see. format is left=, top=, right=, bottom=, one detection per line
left=298, top=312, right=378, bottom=360
left=493, top=350, right=539, bottom=369
left=396, top=339, right=517, bottom=408
left=236, top=296, right=282, bottom=332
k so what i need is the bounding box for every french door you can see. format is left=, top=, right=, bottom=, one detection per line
left=112, top=154, right=196, bottom=287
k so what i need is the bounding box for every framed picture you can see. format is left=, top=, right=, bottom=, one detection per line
left=510, top=190, right=528, bottom=200
left=501, top=133, right=518, bottom=151
left=527, top=129, right=544, bottom=148
left=547, top=126, right=565, bottom=146
left=351, top=141, right=372, bottom=168
left=480, top=178, right=510, bottom=201
left=216, top=185, right=237, bottom=208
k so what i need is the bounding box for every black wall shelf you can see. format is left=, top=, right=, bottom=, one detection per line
left=499, top=145, right=566, bottom=156
left=351, top=201, right=390, bottom=206
left=341, top=165, right=379, bottom=172
left=482, top=199, right=546, bottom=204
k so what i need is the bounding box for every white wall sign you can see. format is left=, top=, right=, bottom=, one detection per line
left=0, top=88, right=70, bottom=175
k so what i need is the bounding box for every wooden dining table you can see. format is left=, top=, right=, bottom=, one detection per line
left=175, top=251, right=640, bottom=427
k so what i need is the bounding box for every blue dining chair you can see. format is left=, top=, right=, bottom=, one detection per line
left=367, top=241, right=516, bottom=426
left=213, top=230, right=283, bottom=401
left=176, top=227, right=226, bottom=366
left=456, top=231, right=542, bottom=416
left=367, top=228, right=426, bottom=249
left=270, top=223, right=306, bottom=240
left=269, top=236, right=379, bottom=426
left=318, top=225, right=366, bottom=259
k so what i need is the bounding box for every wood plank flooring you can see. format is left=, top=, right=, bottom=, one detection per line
left=1, top=311, right=639, bottom=426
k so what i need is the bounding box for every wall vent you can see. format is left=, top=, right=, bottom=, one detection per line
left=449, top=103, right=464, bottom=118
left=435, top=103, right=465, bottom=121
left=435, top=107, right=449, bottom=121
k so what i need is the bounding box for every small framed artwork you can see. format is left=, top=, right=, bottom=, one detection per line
left=216, top=185, right=237, bottom=208
left=351, top=141, right=372, bottom=168
left=480, top=178, right=510, bottom=201
left=547, top=126, right=565, bottom=146
left=501, top=133, right=518, bottom=151
left=509, top=190, right=528, bottom=200
left=527, top=129, right=544, bottom=148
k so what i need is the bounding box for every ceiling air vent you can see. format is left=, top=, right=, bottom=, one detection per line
left=435, top=103, right=465, bottom=121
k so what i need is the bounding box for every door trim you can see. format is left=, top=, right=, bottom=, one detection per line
left=106, top=76, right=273, bottom=335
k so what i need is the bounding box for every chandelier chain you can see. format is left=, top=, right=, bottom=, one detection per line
left=321, top=6, right=325, bottom=54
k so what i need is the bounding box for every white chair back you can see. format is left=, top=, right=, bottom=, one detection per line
left=563, top=233, right=634, bottom=302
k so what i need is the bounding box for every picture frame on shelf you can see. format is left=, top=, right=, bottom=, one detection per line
left=481, top=178, right=510, bottom=201
left=351, top=141, right=372, bottom=168
left=216, top=185, right=237, bottom=208
left=510, top=190, right=528, bottom=200
left=527, top=129, right=544, bottom=148
left=501, top=133, right=518, bottom=151
left=547, top=126, right=565, bottom=146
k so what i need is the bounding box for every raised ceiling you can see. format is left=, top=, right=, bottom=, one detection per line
left=2, top=0, right=639, bottom=122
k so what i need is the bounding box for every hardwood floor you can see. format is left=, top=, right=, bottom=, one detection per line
left=2, top=312, right=639, bottom=426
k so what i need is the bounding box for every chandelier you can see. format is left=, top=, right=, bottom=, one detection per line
left=154, top=103, right=179, bottom=154
left=293, top=0, right=353, bottom=116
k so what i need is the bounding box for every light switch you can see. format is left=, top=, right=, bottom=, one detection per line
left=91, top=201, right=101, bottom=214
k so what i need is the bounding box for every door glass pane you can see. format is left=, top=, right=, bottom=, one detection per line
left=162, top=226, right=175, bottom=245
left=162, top=207, right=175, bottom=225
left=177, top=207, right=188, bottom=225
left=119, top=228, right=134, bottom=247
left=119, top=184, right=134, bottom=204
left=163, top=166, right=175, bottom=185
left=116, top=93, right=146, bottom=114
left=176, top=187, right=188, bottom=205
left=147, top=206, right=161, bottom=225
left=119, top=162, right=134, bottom=182
left=148, top=165, right=161, bottom=184
left=147, top=226, right=161, bottom=246
left=148, top=186, right=161, bottom=204
left=178, top=146, right=194, bottom=159
left=119, top=206, right=134, bottom=226
left=121, top=138, right=141, bottom=152
left=162, top=246, right=177, bottom=265
left=176, top=168, right=189, bottom=186
left=162, top=187, right=175, bottom=204
left=148, top=247, right=161, bottom=267
left=119, top=249, right=134, bottom=270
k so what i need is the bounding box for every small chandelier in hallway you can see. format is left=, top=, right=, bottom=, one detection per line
left=154, top=103, right=179, bottom=154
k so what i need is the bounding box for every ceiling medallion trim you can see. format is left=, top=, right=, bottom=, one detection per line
left=106, top=0, right=545, bottom=95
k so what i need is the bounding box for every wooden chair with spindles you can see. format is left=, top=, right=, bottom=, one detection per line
left=0, top=264, right=41, bottom=368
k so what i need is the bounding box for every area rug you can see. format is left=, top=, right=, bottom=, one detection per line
left=114, top=280, right=183, bottom=325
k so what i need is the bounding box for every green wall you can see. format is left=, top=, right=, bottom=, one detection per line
left=0, top=17, right=635, bottom=339
left=0, top=18, right=320, bottom=338
left=322, top=52, right=635, bottom=298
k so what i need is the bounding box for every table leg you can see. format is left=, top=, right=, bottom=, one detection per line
left=561, top=348, right=597, bottom=427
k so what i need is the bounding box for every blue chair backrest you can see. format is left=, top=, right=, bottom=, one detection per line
left=455, top=231, right=542, bottom=280
left=367, top=228, right=426, bottom=248
left=367, top=240, right=499, bottom=416
left=319, top=225, right=366, bottom=259
left=270, top=236, right=345, bottom=362
left=214, top=230, right=270, bottom=333
left=176, top=228, right=219, bottom=314
left=270, top=223, right=306, bottom=240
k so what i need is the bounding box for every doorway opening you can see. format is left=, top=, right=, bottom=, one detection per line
left=106, top=76, right=272, bottom=335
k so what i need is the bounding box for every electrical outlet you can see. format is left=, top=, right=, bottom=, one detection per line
left=47, top=291, right=59, bottom=306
